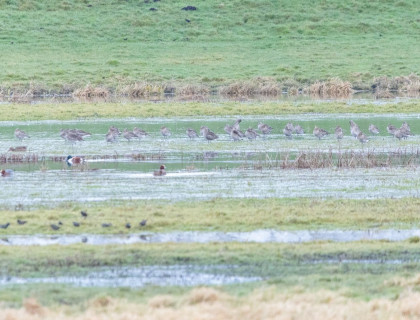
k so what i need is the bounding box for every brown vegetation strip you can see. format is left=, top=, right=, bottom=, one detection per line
left=1, top=74, right=419, bottom=99
left=2, top=284, right=420, bottom=320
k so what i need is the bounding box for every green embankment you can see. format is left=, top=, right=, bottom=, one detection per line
left=0, top=0, right=418, bottom=90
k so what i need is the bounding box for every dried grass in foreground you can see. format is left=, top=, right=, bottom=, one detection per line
left=2, top=286, right=420, bottom=320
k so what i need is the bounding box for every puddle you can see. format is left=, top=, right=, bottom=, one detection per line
left=0, top=265, right=261, bottom=288
left=2, top=229, right=420, bottom=246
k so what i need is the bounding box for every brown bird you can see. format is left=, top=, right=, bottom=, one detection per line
left=313, top=126, right=329, bottom=140
left=153, top=165, right=166, bottom=176
left=14, top=128, right=30, bottom=141
left=335, top=126, right=344, bottom=140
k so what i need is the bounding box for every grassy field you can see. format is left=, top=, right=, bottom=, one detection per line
left=1, top=100, right=420, bottom=120
left=1, top=198, right=420, bottom=235
left=0, top=0, right=419, bottom=92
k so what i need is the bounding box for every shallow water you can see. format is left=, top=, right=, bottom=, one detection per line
left=1, top=115, right=419, bottom=206
left=0, top=265, right=261, bottom=288
left=2, top=229, right=420, bottom=246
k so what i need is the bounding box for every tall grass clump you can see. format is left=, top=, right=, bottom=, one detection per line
left=119, top=82, right=165, bottom=97
left=73, top=84, right=110, bottom=98
left=219, top=78, right=281, bottom=96
left=307, top=78, right=353, bottom=98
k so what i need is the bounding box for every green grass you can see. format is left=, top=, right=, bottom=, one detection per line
left=1, top=241, right=420, bottom=306
left=1, top=100, right=420, bottom=120
left=2, top=198, right=420, bottom=235
left=0, top=0, right=419, bottom=90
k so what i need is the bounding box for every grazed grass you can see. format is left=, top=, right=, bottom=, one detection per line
left=0, top=1, right=419, bottom=91
left=1, top=198, right=420, bottom=235
left=1, top=241, right=420, bottom=307
left=1, top=101, right=420, bottom=121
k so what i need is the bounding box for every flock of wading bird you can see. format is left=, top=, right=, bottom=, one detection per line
left=12, top=119, right=414, bottom=146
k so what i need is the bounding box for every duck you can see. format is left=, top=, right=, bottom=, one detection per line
left=245, top=128, right=259, bottom=140
left=257, top=122, right=272, bottom=135
left=313, top=126, right=329, bottom=140
left=14, top=128, right=30, bottom=141
left=186, top=128, right=198, bottom=139
left=161, top=126, right=171, bottom=138
left=335, top=126, right=344, bottom=140
left=200, top=126, right=218, bottom=142
left=1, top=169, right=14, bottom=177
left=153, top=165, right=166, bottom=176
left=66, top=155, right=85, bottom=166
left=368, top=124, right=380, bottom=135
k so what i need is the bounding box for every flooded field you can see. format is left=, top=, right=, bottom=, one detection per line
left=0, top=115, right=419, bottom=207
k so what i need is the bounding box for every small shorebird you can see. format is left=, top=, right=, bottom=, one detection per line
left=387, top=124, right=397, bottom=136
left=224, top=124, right=233, bottom=134
left=245, top=128, right=259, bottom=140
left=283, top=123, right=293, bottom=139
left=258, top=122, right=272, bottom=136
left=232, top=119, right=242, bottom=131
left=161, top=126, right=171, bottom=138
left=105, top=131, right=118, bottom=143
left=230, top=129, right=243, bottom=141
left=200, top=126, right=218, bottom=142
left=14, top=128, right=30, bottom=141
left=349, top=120, right=361, bottom=138
left=133, top=127, right=148, bottom=139
left=335, top=126, right=344, bottom=140
left=66, top=155, right=85, bottom=166
left=200, top=126, right=209, bottom=136
left=153, top=165, right=166, bottom=176
left=399, top=122, right=412, bottom=138
left=186, top=128, right=198, bottom=139
left=294, top=124, right=304, bottom=134
left=313, top=126, right=329, bottom=140
left=357, top=131, right=369, bottom=143
left=368, top=124, right=379, bottom=135
left=1, top=169, right=14, bottom=177
left=123, top=129, right=137, bottom=142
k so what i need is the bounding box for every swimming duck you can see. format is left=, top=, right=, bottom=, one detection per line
left=14, top=128, right=30, bottom=141
left=1, top=169, right=13, bottom=177
left=153, top=165, right=166, bottom=176
left=66, top=155, right=85, bottom=166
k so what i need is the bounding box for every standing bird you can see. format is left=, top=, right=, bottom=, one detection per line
left=0, top=223, right=10, bottom=229
left=368, top=124, right=380, bottom=135
left=294, top=125, right=305, bottom=135
left=245, top=128, right=259, bottom=140
left=399, top=122, right=412, bottom=138
left=200, top=126, right=218, bottom=142
left=160, top=126, right=171, bottom=138
left=17, top=219, right=27, bottom=225
left=313, top=126, right=329, bottom=140
left=50, top=224, right=60, bottom=231
left=230, top=129, right=243, bottom=141
left=140, top=219, right=147, bottom=227
left=283, top=123, right=293, bottom=139
left=258, top=122, right=273, bottom=136
left=186, top=128, right=198, bottom=139
left=349, top=120, right=361, bottom=138
left=80, top=211, right=88, bottom=218
left=133, top=127, right=148, bottom=139
left=357, top=131, right=369, bottom=144
left=224, top=124, right=233, bottom=134
left=14, top=128, right=30, bottom=141
left=123, top=129, right=137, bottom=142
left=232, top=119, right=242, bottom=131
left=335, top=126, right=344, bottom=140
left=66, top=155, right=85, bottom=166
left=153, top=165, right=166, bottom=176
left=387, top=124, right=397, bottom=136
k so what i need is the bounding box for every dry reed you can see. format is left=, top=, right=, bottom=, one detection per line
left=119, top=82, right=165, bottom=97
left=307, top=78, right=353, bottom=98
left=3, top=285, right=420, bottom=320
left=219, top=77, right=281, bottom=96
left=73, top=84, right=110, bottom=98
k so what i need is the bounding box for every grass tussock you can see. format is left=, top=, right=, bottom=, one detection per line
left=119, top=82, right=165, bottom=97
left=73, top=84, right=110, bottom=98
left=307, top=78, right=353, bottom=98
left=3, top=286, right=420, bottom=320
left=372, top=74, right=420, bottom=93
left=176, top=84, right=210, bottom=97
left=219, top=78, right=281, bottom=96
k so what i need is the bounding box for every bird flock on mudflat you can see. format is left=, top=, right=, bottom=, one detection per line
left=10, top=119, right=414, bottom=146
left=0, top=210, right=148, bottom=233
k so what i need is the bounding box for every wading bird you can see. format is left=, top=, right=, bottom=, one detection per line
left=313, top=126, right=329, bottom=140
left=153, top=165, right=166, bottom=176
